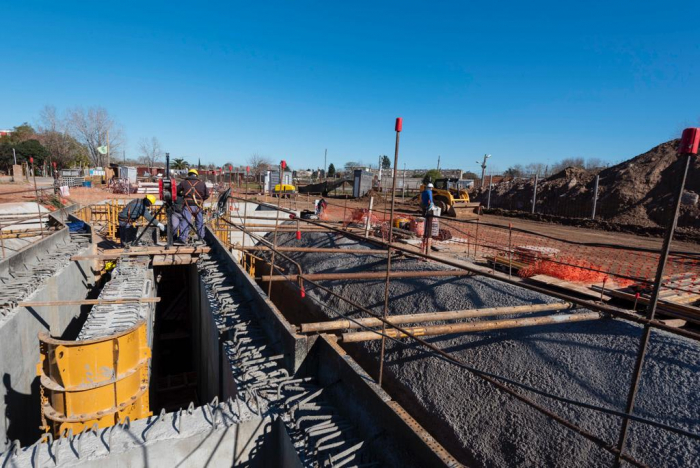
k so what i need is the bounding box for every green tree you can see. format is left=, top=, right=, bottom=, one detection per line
left=463, top=171, right=479, bottom=180
left=421, top=169, right=442, bottom=185
left=381, top=155, right=391, bottom=169
left=16, top=139, right=50, bottom=165
left=327, top=163, right=336, bottom=177
left=172, top=158, right=188, bottom=169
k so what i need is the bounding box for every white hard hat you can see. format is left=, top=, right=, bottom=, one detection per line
left=427, top=183, right=434, bottom=188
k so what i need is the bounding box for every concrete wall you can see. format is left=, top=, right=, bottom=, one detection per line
left=0, top=257, right=95, bottom=449
left=305, top=336, right=461, bottom=467
left=205, top=227, right=315, bottom=373
left=191, top=265, right=223, bottom=402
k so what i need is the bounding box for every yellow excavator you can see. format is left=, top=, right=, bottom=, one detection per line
left=420, top=178, right=480, bottom=218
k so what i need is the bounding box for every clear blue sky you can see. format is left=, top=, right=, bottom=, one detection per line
left=2, top=1, right=699, bottom=173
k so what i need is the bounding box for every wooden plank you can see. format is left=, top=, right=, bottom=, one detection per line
left=590, top=286, right=700, bottom=324
left=19, top=298, right=161, bottom=307
left=71, top=246, right=210, bottom=260
left=152, top=254, right=199, bottom=266
left=528, top=274, right=610, bottom=301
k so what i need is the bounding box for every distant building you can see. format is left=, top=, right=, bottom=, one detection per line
left=0, top=129, right=13, bottom=137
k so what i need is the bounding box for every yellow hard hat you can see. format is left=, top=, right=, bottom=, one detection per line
left=145, top=194, right=157, bottom=205
left=188, top=169, right=199, bottom=176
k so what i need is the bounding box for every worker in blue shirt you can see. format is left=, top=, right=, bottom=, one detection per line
left=421, top=183, right=434, bottom=215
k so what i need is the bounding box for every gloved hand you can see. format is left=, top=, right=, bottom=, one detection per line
left=157, top=223, right=166, bottom=232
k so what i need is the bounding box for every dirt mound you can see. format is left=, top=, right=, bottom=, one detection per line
left=475, top=139, right=700, bottom=229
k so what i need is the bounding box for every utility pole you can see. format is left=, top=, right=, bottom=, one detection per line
left=106, top=129, right=110, bottom=168
left=12, top=148, right=17, bottom=165
left=402, top=162, right=406, bottom=200
left=477, top=154, right=491, bottom=188
left=324, top=149, right=327, bottom=180
left=437, top=155, right=441, bottom=171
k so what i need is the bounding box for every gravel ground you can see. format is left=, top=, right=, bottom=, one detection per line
left=265, top=231, right=700, bottom=467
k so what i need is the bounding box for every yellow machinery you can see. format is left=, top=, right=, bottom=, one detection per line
left=37, top=321, right=152, bottom=436
left=273, top=183, right=297, bottom=197
left=420, top=178, right=480, bottom=218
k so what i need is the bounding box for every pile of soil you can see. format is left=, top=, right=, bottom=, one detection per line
left=474, top=140, right=700, bottom=230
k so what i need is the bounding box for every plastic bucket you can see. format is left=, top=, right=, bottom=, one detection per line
left=82, top=181, right=92, bottom=188
left=412, top=217, right=425, bottom=236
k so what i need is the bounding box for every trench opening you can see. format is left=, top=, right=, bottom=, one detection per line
left=150, top=264, right=201, bottom=413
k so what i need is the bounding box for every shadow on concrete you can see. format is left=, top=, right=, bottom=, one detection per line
left=2, top=373, right=41, bottom=447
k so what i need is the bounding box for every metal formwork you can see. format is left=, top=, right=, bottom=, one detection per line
left=37, top=320, right=152, bottom=437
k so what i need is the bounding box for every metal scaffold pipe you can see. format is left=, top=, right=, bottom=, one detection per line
left=260, top=269, right=472, bottom=282
left=300, top=302, right=573, bottom=333
left=235, top=246, right=391, bottom=255
left=341, top=312, right=603, bottom=342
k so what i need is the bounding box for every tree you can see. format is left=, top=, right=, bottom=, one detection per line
left=16, top=139, right=50, bottom=166
left=138, top=136, right=163, bottom=168
left=551, top=157, right=585, bottom=174
left=38, top=105, right=89, bottom=168
left=463, top=171, right=479, bottom=180
left=344, top=161, right=364, bottom=171
left=524, top=163, right=546, bottom=177
left=327, top=163, right=336, bottom=177
left=67, top=106, right=124, bottom=167
left=172, top=158, right=188, bottom=170
left=421, top=169, right=442, bottom=185
left=504, top=165, right=524, bottom=177
left=247, top=153, right=272, bottom=181
left=381, top=155, right=391, bottom=169
left=585, top=158, right=605, bottom=170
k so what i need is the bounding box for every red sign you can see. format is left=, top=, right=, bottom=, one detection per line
left=395, top=117, right=403, bottom=132
left=29, top=157, right=34, bottom=164
left=246, top=166, right=250, bottom=173
left=679, top=128, right=700, bottom=155
left=281, top=160, right=287, bottom=169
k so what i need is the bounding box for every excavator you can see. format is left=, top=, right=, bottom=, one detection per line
left=420, top=178, right=480, bottom=218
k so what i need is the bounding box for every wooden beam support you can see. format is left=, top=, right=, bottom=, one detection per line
left=71, top=246, right=210, bottom=261
left=152, top=254, right=199, bottom=266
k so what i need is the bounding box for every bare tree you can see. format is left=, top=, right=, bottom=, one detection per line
left=247, top=153, right=272, bottom=181
left=585, top=157, right=605, bottom=170
left=524, top=162, right=547, bottom=177
left=37, top=105, right=87, bottom=168
left=551, top=157, right=585, bottom=174
left=66, top=106, right=124, bottom=167
left=138, top=136, right=163, bottom=168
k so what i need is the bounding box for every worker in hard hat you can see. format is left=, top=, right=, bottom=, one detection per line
left=177, top=168, right=209, bottom=243
left=420, top=182, right=435, bottom=254
left=117, top=195, right=165, bottom=246
left=421, top=183, right=435, bottom=215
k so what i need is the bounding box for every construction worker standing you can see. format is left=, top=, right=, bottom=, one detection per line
left=177, top=169, right=209, bottom=243
left=117, top=195, right=165, bottom=246
left=421, top=183, right=435, bottom=254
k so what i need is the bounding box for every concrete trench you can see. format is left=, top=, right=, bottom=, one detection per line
left=255, top=230, right=700, bottom=468
left=1, top=215, right=458, bottom=466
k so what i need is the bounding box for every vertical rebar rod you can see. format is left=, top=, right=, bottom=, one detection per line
left=378, top=121, right=401, bottom=386
left=343, top=196, right=348, bottom=227
left=242, top=175, right=249, bottom=249
left=508, top=223, right=513, bottom=279
left=613, top=153, right=693, bottom=466
left=531, top=173, right=538, bottom=214
left=30, top=160, right=45, bottom=238
left=267, top=172, right=282, bottom=299
left=487, top=174, right=493, bottom=209
left=591, top=174, right=600, bottom=220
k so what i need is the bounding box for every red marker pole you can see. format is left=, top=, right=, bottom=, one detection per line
left=378, top=117, right=402, bottom=386
left=242, top=166, right=251, bottom=250
left=613, top=127, right=700, bottom=466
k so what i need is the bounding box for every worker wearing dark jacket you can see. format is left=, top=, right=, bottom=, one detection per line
left=118, top=195, right=165, bottom=246
left=177, top=169, right=209, bottom=242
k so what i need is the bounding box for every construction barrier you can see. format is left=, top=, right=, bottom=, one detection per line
left=37, top=320, right=152, bottom=437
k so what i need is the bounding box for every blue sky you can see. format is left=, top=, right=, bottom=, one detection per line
left=1, top=1, right=699, bottom=173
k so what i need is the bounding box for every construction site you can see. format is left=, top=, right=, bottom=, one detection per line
left=0, top=127, right=699, bottom=468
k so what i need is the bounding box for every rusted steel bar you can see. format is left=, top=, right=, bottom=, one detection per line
left=268, top=192, right=282, bottom=298
left=235, top=246, right=390, bottom=255
left=379, top=118, right=402, bottom=386
left=260, top=270, right=472, bottom=282
left=300, top=302, right=573, bottom=333
left=614, top=148, right=695, bottom=467
left=341, top=312, right=602, bottom=342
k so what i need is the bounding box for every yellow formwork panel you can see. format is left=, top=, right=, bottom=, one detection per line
left=37, top=320, right=152, bottom=437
